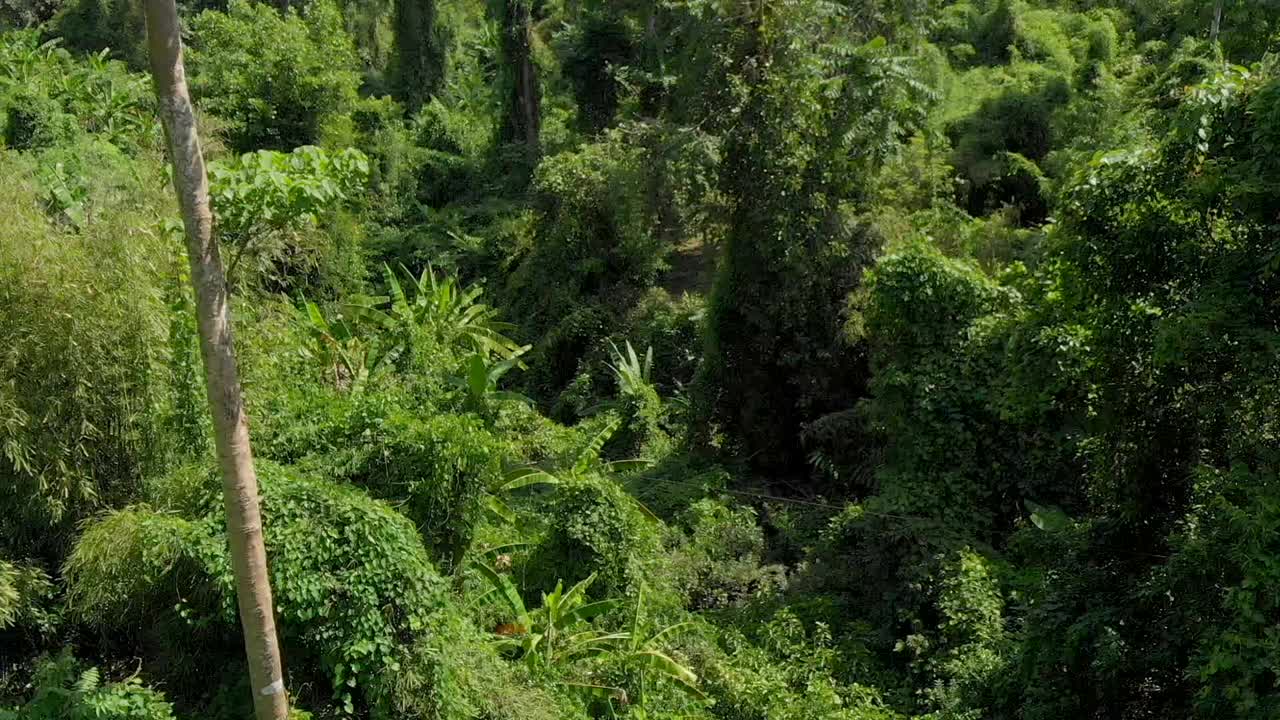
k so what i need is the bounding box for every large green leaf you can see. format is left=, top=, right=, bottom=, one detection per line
left=632, top=650, right=702, bottom=695
left=500, top=466, right=561, bottom=493
left=563, top=599, right=620, bottom=626
left=574, top=416, right=622, bottom=476
left=470, top=560, right=528, bottom=622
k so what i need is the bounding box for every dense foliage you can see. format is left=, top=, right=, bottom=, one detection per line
left=4, top=0, right=1280, bottom=718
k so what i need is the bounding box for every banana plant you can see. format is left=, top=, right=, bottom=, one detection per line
left=294, top=296, right=398, bottom=394
left=486, top=415, right=660, bottom=524
left=575, top=585, right=705, bottom=717
left=614, top=583, right=703, bottom=705
left=606, top=340, right=654, bottom=399
left=381, top=263, right=529, bottom=362
left=471, top=565, right=626, bottom=670
left=450, top=352, right=533, bottom=416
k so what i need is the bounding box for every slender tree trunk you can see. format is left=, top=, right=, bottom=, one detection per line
left=141, top=3, right=289, bottom=720
left=1211, top=0, right=1224, bottom=46
left=501, top=0, right=540, bottom=153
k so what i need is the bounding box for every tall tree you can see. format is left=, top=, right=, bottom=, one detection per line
left=698, top=0, right=929, bottom=481
left=393, top=0, right=445, bottom=113
left=141, top=1, right=289, bottom=719
left=498, top=0, right=540, bottom=153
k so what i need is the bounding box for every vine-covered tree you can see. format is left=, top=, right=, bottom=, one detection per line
left=496, top=0, right=540, bottom=157
left=699, top=0, right=929, bottom=481
left=391, top=0, right=445, bottom=113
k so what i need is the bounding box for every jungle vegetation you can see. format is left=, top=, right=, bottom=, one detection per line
left=4, top=0, right=1280, bottom=718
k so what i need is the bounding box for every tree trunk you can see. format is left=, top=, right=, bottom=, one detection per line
left=501, top=0, right=540, bottom=153
left=394, top=0, right=444, bottom=114
left=1211, top=0, right=1224, bottom=46
left=141, top=3, right=290, bottom=720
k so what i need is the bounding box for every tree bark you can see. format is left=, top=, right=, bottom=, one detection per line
left=1211, top=0, right=1224, bottom=46
left=141, top=3, right=290, bottom=720
left=501, top=0, right=540, bottom=153
left=394, top=0, right=444, bottom=114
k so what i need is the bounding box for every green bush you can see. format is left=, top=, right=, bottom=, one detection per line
left=669, top=499, right=787, bottom=611
left=853, top=241, right=1077, bottom=529
left=0, top=0, right=62, bottom=26
left=0, top=30, right=153, bottom=150
left=331, top=411, right=503, bottom=572
left=1173, top=466, right=1280, bottom=718
left=63, top=508, right=210, bottom=629
left=526, top=475, right=662, bottom=598
left=68, top=463, right=461, bottom=715
left=505, top=123, right=706, bottom=396
left=489, top=399, right=587, bottom=467
left=50, top=0, right=146, bottom=68
left=208, top=144, right=370, bottom=294
left=247, top=465, right=450, bottom=713
left=0, top=651, right=176, bottom=720
left=187, top=0, right=361, bottom=152
left=975, top=0, right=1017, bottom=65
left=558, top=10, right=635, bottom=133
left=378, top=609, right=589, bottom=720
left=550, top=289, right=705, bottom=424
left=911, top=548, right=1010, bottom=716
left=696, top=610, right=903, bottom=720
left=0, top=559, right=55, bottom=641
left=698, top=15, right=928, bottom=478
left=510, top=128, right=663, bottom=320
left=1, top=86, right=77, bottom=149
left=946, top=65, right=1071, bottom=219
left=621, top=291, right=705, bottom=397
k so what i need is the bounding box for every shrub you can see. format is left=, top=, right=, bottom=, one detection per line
left=550, top=289, right=706, bottom=425
left=0, top=559, right=55, bottom=639
left=946, top=66, right=1071, bottom=220
left=0, top=150, right=174, bottom=560
left=621, top=290, right=705, bottom=397
left=669, top=499, right=787, bottom=611
left=0, top=30, right=153, bottom=150
left=911, top=548, right=1010, bottom=716
left=975, top=0, right=1017, bottom=65
left=510, top=128, right=662, bottom=320
left=63, top=509, right=211, bottom=628
left=0, top=0, right=63, bottom=27
left=854, top=243, right=1077, bottom=531
left=0, top=651, right=176, bottom=720
left=208, top=145, right=370, bottom=294
left=1, top=86, right=77, bottom=149
left=51, top=0, right=146, bottom=68
left=379, top=609, right=589, bottom=720
left=696, top=611, right=903, bottom=720
left=1182, top=467, right=1280, bottom=718
left=526, top=475, right=662, bottom=598
left=67, top=463, right=460, bottom=715
left=698, top=18, right=925, bottom=478
left=558, top=10, right=635, bottom=133
left=505, top=124, right=696, bottom=400
left=489, top=399, right=586, bottom=466
left=331, top=411, right=504, bottom=572
left=187, top=0, right=361, bottom=152
left=247, top=465, right=451, bottom=713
